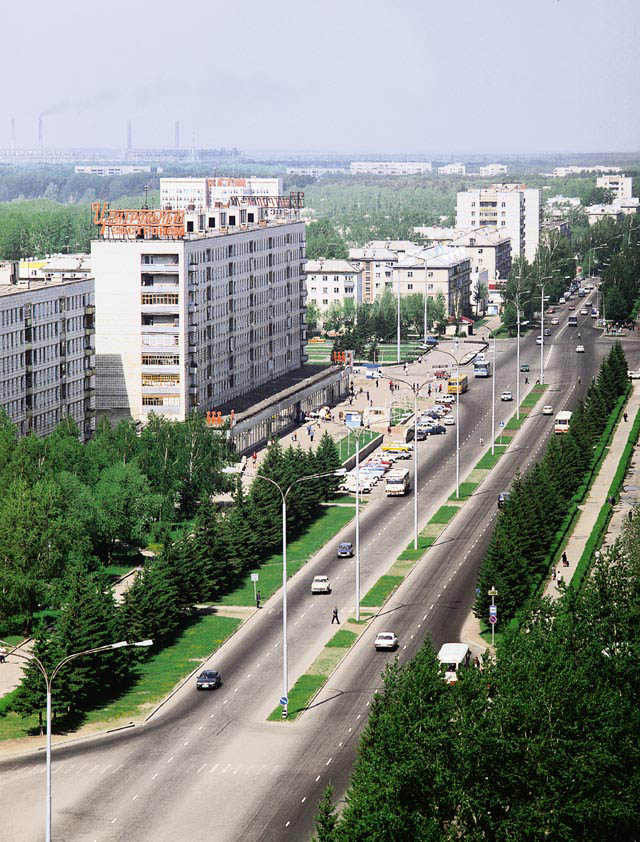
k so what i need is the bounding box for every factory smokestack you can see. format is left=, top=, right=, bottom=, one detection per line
left=11, top=117, right=16, bottom=148
left=127, top=119, right=132, bottom=152
left=38, top=116, right=43, bottom=148
left=174, top=120, right=180, bottom=150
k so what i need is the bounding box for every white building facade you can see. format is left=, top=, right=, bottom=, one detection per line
left=479, top=163, right=507, bottom=177
left=304, top=260, right=362, bottom=316
left=350, top=161, right=432, bottom=176
left=0, top=275, right=95, bottom=440
left=437, top=163, right=466, bottom=175
left=160, top=176, right=283, bottom=210
left=596, top=174, right=633, bottom=201
left=92, top=206, right=306, bottom=423
left=392, top=246, right=472, bottom=318
left=456, top=183, right=541, bottom=263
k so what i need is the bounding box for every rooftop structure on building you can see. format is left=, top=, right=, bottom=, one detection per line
left=413, top=226, right=458, bottom=244
left=350, top=161, right=432, bottom=176
left=479, top=163, right=508, bottom=177
left=160, top=176, right=283, bottom=210
left=41, top=254, right=92, bottom=282
left=437, top=163, right=466, bottom=175
left=552, top=165, right=622, bottom=177
left=75, top=165, right=152, bottom=176
left=0, top=268, right=95, bottom=440
left=91, top=194, right=307, bottom=424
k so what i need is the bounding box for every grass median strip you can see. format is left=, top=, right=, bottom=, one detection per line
left=448, top=481, right=479, bottom=501
left=397, top=535, right=434, bottom=561
left=430, top=505, right=460, bottom=524
left=0, top=613, right=241, bottom=742
left=361, top=575, right=403, bottom=607
left=218, top=506, right=355, bottom=606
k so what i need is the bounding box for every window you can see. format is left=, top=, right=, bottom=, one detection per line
left=407, top=271, right=413, bottom=278
left=407, top=283, right=413, bottom=290
left=334, top=288, right=340, bottom=293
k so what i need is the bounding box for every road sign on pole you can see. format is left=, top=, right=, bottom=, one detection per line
left=489, top=605, right=497, bottom=617
left=251, top=572, right=259, bottom=601
left=488, top=615, right=497, bottom=625
left=279, top=696, right=288, bottom=706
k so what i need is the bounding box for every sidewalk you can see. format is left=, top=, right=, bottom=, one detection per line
left=544, top=382, right=640, bottom=597
left=0, top=639, right=32, bottom=702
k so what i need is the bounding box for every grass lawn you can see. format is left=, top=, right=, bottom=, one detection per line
left=397, top=535, right=434, bottom=560
left=448, top=481, right=479, bottom=501
left=336, top=429, right=379, bottom=462
left=326, top=629, right=358, bottom=648
left=267, top=674, right=327, bottom=721
left=0, top=613, right=241, bottom=741
left=505, top=415, right=525, bottom=431
left=102, top=564, right=135, bottom=579
left=475, top=451, right=503, bottom=470
left=361, top=575, right=403, bottom=607
left=430, top=505, right=460, bottom=524
left=218, top=506, right=355, bottom=606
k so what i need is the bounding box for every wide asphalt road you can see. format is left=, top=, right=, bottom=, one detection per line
left=0, top=298, right=613, bottom=841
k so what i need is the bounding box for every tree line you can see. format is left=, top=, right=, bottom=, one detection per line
left=8, top=431, right=343, bottom=730
left=473, top=342, right=628, bottom=625
left=314, top=520, right=640, bottom=841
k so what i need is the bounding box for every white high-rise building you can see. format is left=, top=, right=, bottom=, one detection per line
left=0, top=267, right=95, bottom=440
left=92, top=200, right=306, bottom=423
left=160, top=176, right=283, bottom=210
left=456, top=183, right=541, bottom=263
left=596, top=174, right=632, bottom=201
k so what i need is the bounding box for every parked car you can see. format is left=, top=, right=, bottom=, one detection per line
left=443, top=414, right=455, bottom=426
left=436, top=394, right=455, bottom=405
left=422, top=424, right=446, bottom=436
left=196, top=670, right=222, bottom=690
left=520, top=363, right=529, bottom=372
left=628, top=370, right=640, bottom=380
left=497, top=491, right=511, bottom=508
left=434, top=369, right=450, bottom=379
left=500, top=390, right=513, bottom=401
left=374, top=632, right=398, bottom=651
left=311, top=575, right=332, bottom=594
left=337, top=542, right=354, bottom=558
left=576, top=344, right=585, bottom=353
left=542, top=405, right=553, bottom=415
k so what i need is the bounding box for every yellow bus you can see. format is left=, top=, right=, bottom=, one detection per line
left=447, top=374, right=469, bottom=395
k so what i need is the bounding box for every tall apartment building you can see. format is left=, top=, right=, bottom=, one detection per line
left=596, top=174, right=632, bottom=201
left=0, top=271, right=95, bottom=440
left=305, top=260, right=362, bottom=316
left=456, top=184, right=541, bottom=263
left=349, top=161, right=432, bottom=176
left=160, top=176, right=283, bottom=210
left=438, top=163, right=466, bottom=175
left=92, top=200, right=306, bottom=423
left=479, top=163, right=507, bottom=177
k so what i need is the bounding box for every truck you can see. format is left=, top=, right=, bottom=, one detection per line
left=437, top=643, right=471, bottom=684
left=385, top=468, right=411, bottom=496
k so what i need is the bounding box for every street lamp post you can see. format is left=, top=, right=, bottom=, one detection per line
left=483, top=326, right=498, bottom=456
left=396, top=269, right=401, bottom=363
left=514, top=290, right=531, bottom=420
left=342, top=415, right=372, bottom=619
left=223, top=465, right=346, bottom=714
left=432, top=340, right=469, bottom=499
left=1, top=638, right=153, bottom=842
left=537, top=278, right=551, bottom=386
left=423, top=254, right=429, bottom=344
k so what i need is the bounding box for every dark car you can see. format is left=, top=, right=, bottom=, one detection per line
left=196, top=670, right=222, bottom=690
left=337, top=541, right=354, bottom=557
left=497, top=492, right=511, bottom=508
left=520, top=363, right=529, bottom=372
left=422, top=424, right=446, bottom=436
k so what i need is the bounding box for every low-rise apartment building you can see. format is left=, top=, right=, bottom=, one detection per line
left=305, top=260, right=362, bottom=317
left=585, top=204, right=624, bottom=225
left=392, top=246, right=471, bottom=318
left=348, top=246, right=398, bottom=303
left=437, top=163, right=466, bottom=175
left=596, top=174, right=633, bottom=201
left=479, top=163, right=507, bottom=177
left=91, top=198, right=306, bottom=423
left=349, top=161, right=432, bottom=176
left=552, top=165, right=621, bottom=177
left=450, top=228, right=512, bottom=282
left=0, top=273, right=95, bottom=440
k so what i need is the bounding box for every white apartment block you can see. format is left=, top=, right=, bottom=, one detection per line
left=392, top=246, right=472, bottom=318
left=456, top=183, right=541, bottom=263
left=585, top=204, right=624, bottom=226
left=0, top=273, right=95, bottom=440
left=286, top=167, right=346, bottom=177
left=350, top=161, right=432, bottom=176
left=160, top=176, right=283, bottom=210
left=305, top=260, right=362, bottom=316
left=596, top=174, right=632, bottom=201
left=92, top=203, right=306, bottom=423
left=348, top=246, right=397, bottom=304
left=438, top=163, right=466, bottom=175
left=75, top=165, right=152, bottom=176
left=479, top=163, right=508, bottom=177
left=450, top=228, right=512, bottom=283
left=552, top=165, right=621, bottom=177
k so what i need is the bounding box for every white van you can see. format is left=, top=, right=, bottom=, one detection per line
left=437, top=643, right=471, bottom=684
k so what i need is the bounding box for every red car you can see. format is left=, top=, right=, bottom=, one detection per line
left=434, top=369, right=450, bottom=379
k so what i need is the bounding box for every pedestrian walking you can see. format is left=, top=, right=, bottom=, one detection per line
left=624, top=412, right=628, bottom=422
left=428, top=384, right=432, bottom=397
left=375, top=377, right=379, bottom=388
left=557, top=572, right=563, bottom=587
left=525, top=377, right=529, bottom=384
left=366, top=391, right=370, bottom=402
left=331, top=606, right=340, bottom=624
left=252, top=451, right=257, bottom=466
left=256, top=590, right=261, bottom=609
left=628, top=510, right=633, bottom=523
left=562, top=552, right=569, bottom=568
left=551, top=567, right=556, bottom=581
left=0, top=646, right=6, bottom=664
left=479, top=436, right=484, bottom=447
left=292, top=432, right=297, bottom=442
left=310, top=429, right=315, bottom=443
left=389, top=381, right=393, bottom=392
left=307, top=425, right=311, bottom=436
left=439, top=383, right=443, bottom=393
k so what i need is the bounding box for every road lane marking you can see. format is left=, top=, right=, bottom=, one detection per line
left=184, top=741, right=189, bottom=746
left=209, top=763, right=219, bottom=773
left=111, top=818, right=117, bottom=825
left=285, top=821, right=291, bottom=827
left=301, top=797, right=307, bottom=803
left=152, top=773, right=159, bottom=780
left=132, top=794, right=139, bottom=801
left=167, top=756, right=174, bottom=764
left=315, top=775, right=321, bottom=782
left=326, top=758, right=332, bottom=765
left=197, top=764, right=206, bottom=774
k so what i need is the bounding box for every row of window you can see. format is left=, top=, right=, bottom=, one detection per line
left=142, top=354, right=180, bottom=366
left=141, top=374, right=180, bottom=386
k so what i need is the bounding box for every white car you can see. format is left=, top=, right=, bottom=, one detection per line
left=628, top=370, right=640, bottom=380
left=551, top=318, right=559, bottom=325
left=374, top=632, right=398, bottom=651
left=500, top=390, right=513, bottom=401
left=536, top=335, right=542, bottom=345
left=542, top=405, right=553, bottom=415
left=311, top=575, right=332, bottom=594
left=443, top=414, right=455, bottom=425
left=436, top=394, right=455, bottom=405
left=576, top=345, right=585, bottom=353
left=580, top=308, right=588, bottom=315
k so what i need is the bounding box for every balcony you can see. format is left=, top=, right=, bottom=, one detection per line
left=141, top=324, right=180, bottom=334
left=84, top=305, right=95, bottom=315
left=140, top=262, right=179, bottom=273
left=142, top=383, right=180, bottom=395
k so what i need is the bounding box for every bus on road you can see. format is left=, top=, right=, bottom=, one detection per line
left=448, top=374, right=469, bottom=394
left=554, top=410, right=572, bottom=434
left=473, top=361, right=492, bottom=378
left=385, top=468, right=411, bottom=496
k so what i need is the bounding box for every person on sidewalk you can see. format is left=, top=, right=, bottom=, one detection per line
left=624, top=412, right=628, bottom=422
left=252, top=451, right=258, bottom=466
left=331, top=606, right=340, bottom=624
left=562, top=552, right=569, bottom=568
left=551, top=567, right=556, bottom=581
left=256, top=591, right=261, bottom=609
left=0, top=646, right=6, bottom=664
left=375, top=378, right=379, bottom=388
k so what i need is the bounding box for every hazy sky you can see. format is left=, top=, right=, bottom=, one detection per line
left=2, top=0, right=639, bottom=154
